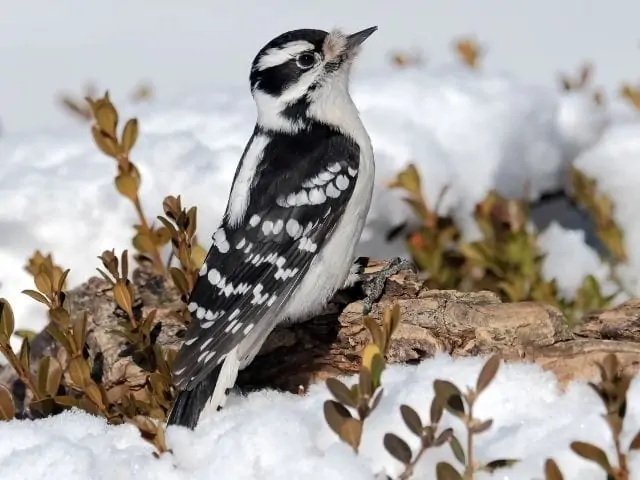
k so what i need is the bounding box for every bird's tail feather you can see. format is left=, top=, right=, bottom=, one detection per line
left=166, top=347, right=242, bottom=429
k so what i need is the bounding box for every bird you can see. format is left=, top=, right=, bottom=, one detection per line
left=167, top=26, right=412, bottom=429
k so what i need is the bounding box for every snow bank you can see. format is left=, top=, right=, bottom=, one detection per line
left=0, top=355, right=638, bottom=479
left=574, top=121, right=640, bottom=297
left=0, top=67, right=609, bottom=338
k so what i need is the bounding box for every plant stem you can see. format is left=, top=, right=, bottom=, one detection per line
left=465, top=403, right=474, bottom=479
left=132, top=196, right=166, bottom=276
left=0, top=345, right=42, bottom=401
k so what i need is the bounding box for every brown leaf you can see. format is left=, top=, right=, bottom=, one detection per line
left=544, top=459, right=564, bottom=480
left=93, top=97, right=119, bottom=137
left=383, top=433, right=413, bottom=464
left=471, top=418, right=493, bottom=434
left=53, top=395, right=81, bottom=408
left=449, top=435, right=466, bottom=464
left=45, top=323, right=74, bottom=354
left=115, top=171, right=140, bottom=202
left=133, top=232, right=158, bottom=255
left=323, top=399, right=353, bottom=437
left=339, top=418, right=363, bottom=452
left=0, top=385, right=15, bottom=420
left=435, top=462, right=463, bottom=480
left=433, top=380, right=465, bottom=418
left=628, top=430, right=640, bottom=450
left=363, top=316, right=384, bottom=351
left=476, top=354, right=500, bottom=394
left=113, top=280, right=134, bottom=318
left=434, top=427, right=454, bottom=446
left=570, top=442, right=613, bottom=474
left=170, top=268, right=190, bottom=297
left=326, top=378, right=358, bottom=408
left=84, top=384, right=106, bottom=410
left=21, top=289, right=51, bottom=307
left=91, top=126, right=119, bottom=158
left=430, top=395, right=444, bottom=424
left=18, top=337, right=30, bottom=372
left=72, top=313, right=89, bottom=353
left=0, top=298, right=15, bottom=342
left=399, top=404, right=423, bottom=437
left=483, top=458, right=519, bottom=472
left=121, top=118, right=139, bottom=154
left=38, top=356, right=62, bottom=397
left=601, top=354, right=619, bottom=381
left=189, top=244, right=207, bottom=270
left=68, top=357, right=91, bottom=388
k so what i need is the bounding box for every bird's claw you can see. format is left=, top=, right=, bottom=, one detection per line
left=358, top=257, right=415, bottom=315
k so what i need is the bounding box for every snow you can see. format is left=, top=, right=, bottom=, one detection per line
left=0, top=354, right=638, bottom=479
left=574, top=122, right=640, bottom=297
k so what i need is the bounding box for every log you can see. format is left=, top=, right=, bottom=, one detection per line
left=2, top=259, right=640, bottom=403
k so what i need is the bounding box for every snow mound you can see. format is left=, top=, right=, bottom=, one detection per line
left=0, top=355, right=638, bottom=479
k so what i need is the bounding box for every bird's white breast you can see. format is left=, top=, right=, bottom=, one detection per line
left=282, top=77, right=375, bottom=322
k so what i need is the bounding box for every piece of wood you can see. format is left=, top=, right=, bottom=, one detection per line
left=2, top=259, right=640, bottom=405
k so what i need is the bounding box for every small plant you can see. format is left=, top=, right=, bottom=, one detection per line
left=0, top=248, right=175, bottom=456
left=323, top=304, right=401, bottom=452
left=384, top=396, right=454, bottom=479
left=59, top=82, right=154, bottom=122
left=545, top=353, right=640, bottom=480
left=432, top=355, right=518, bottom=479
left=389, top=163, right=621, bottom=324
left=157, top=195, right=207, bottom=320
left=86, top=91, right=170, bottom=275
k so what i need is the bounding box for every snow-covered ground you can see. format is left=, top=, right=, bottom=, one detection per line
left=0, top=355, right=638, bottom=480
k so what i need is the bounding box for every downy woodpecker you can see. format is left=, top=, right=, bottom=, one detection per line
left=167, top=26, right=410, bottom=429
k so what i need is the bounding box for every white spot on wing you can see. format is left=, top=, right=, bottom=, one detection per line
left=299, top=237, right=318, bottom=252
left=308, top=188, right=326, bottom=205
left=196, top=307, right=206, bottom=319
left=286, top=219, right=302, bottom=238
left=249, top=214, right=261, bottom=227
left=236, top=238, right=246, bottom=249
left=348, top=166, right=358, bottom=177
left=335, top=175, right=349, bottom=191
left=262, top=220, right=273, bottom=235
left=199, top=263, right=208, bottom=276
left=243, top=323, right=255, bottom=334
left=327, top=162, right=342, bottom=173
left=326, top=182, right=340, bottom=198
left=207, top=268, right=221, bottom=286
left=187, top=302, right=198, bottom=312
left=213, top=228, right=230, bottom=253
left=273, top=219, right=284, bottom=234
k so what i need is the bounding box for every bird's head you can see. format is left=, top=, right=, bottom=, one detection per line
left=249, top=27, right=377, bottom=132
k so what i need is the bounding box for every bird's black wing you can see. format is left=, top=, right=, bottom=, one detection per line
left=172, top=127, right=360, bottom=391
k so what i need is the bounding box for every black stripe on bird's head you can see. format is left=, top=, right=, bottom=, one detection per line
left=249, top=27, right=377, bottom=129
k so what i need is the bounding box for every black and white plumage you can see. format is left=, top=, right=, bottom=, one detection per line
left=167, top=26, right=379, bottom=429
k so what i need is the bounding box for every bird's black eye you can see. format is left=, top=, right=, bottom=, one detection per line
left=296, top=52, right=317, bottom=69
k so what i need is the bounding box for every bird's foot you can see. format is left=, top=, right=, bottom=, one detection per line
left=353, top=257, right=416, bottom=315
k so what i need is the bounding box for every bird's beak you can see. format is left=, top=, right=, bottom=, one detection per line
left=345, top=26, right=378, bottom=51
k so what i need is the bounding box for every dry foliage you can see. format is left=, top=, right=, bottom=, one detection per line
left=388, top=163, right=622, bottom=324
